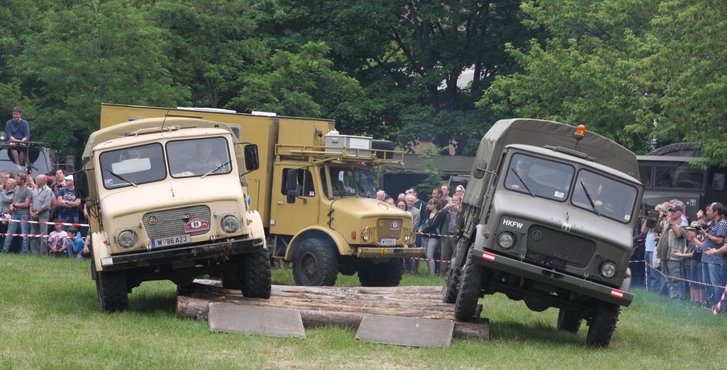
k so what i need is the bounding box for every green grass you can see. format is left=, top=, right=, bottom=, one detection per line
left=1, top=254, right=727, bottom=369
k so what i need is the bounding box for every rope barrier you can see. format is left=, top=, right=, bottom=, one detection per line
left=0, top=216, right=88, bottom=228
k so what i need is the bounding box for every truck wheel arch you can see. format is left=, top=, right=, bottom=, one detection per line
left=285, top=227, right=348, bottom=261
left=91, top=232, right=110, bottom=273
left=246, top=210, right=267, bottom=250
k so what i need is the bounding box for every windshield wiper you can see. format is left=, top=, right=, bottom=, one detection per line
left=579, top=180, right=600, bottom=215
left=202, top=160, right=231, bottom=178
left=510, top=168, right=534, bottom=197
left=103, top=167, right=137, bottom=187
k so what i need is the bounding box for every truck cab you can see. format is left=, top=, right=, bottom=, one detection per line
left=78, top=117, right=270, bottom=312
left=444, top=119, right=642, bottom=347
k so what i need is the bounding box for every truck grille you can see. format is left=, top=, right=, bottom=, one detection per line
left=143, top=206, right=211, bottom=239
left=525, top=225, right=596, bottom=268
left=377, top=218, right=402, bottom=239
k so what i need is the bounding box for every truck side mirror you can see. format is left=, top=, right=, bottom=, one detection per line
left=472, top=159, right=488, bottom=179
left=73, top=171, right=89, bottom=199
left=244, top=144, right=259, bottom=171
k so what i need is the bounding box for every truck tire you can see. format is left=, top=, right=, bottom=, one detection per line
left=556, top=309, right=582, bottom=333
left=454, top=252, right=482, bottom=321
left=357, top=258, right=404, bottom=287
left=293, top=238, right=339, bottom=286
left=443, top=240, right=468, bottom=303
left=241, top=248, right=272, bottom=298
left=586, top=302, right=620, bottom=347
left=96, top=271, right=128, bottom=313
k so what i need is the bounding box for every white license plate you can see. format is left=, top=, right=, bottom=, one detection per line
left=378, top=238, right=397, bottom=247
left=154, top=234, right=190, bottom=248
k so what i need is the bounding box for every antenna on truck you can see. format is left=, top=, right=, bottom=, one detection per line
left=160, top=109, right=171, bottom=133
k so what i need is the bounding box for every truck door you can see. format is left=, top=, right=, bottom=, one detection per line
left=270, top=167, right=320, bottom=236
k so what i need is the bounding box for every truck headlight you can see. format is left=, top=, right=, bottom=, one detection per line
left=117, top=230, right=137, bottom=248
left=361, top=227, right=370, bottom=242
left=221, top=215, right=240, bottom=233
left=497, top=232, right=515, bottom=249
left=600, top=261, right=617, bottom=278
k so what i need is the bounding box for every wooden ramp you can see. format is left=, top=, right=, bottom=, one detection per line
left=177, top=280, right=489, bottom=340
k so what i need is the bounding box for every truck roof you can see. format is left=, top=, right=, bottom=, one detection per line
left=82, top=117, right=236, bottom=164
left=475, top=119, right=639, bottom=179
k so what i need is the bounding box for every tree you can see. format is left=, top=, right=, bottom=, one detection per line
left=151, top=0, right=267, bottom=108
left=226, top=41, right=369, bottom=135
left=14, top=0, right=189, bottom=158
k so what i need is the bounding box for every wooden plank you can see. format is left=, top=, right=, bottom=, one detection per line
left=356, top=315, right=454, bottom=347
left=177, top=281, right=489, bottom=340
left=209, top=303, right=306, bottom=339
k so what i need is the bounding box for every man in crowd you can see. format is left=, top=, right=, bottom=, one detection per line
left=56, top=176, right=81, bottom=225
left=376, top=189, right=386, bottom=202
left=404, top=193, right=422, bottom=273
left=441, top=184, right=452, bottom=204
left=431, top=187, right=447, bottom=210
left=701, top=202, right=726, bottom=304
left=5, top=106, right=30, bottom=169
left=440, top=194, right=462, bottom=275
left=29, top=174, right=53, bottom=255
left=1, top=173, right=32, bottom=254
left=656, top=204, right=688, bottom=299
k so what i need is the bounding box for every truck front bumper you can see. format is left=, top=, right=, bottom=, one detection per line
left=356, top=246, right=424, bottom=258
left=99, top=237, right=265, bottom=271
left=470, top=248, right=633, bottom=307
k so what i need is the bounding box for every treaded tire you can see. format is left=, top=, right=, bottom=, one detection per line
left=96, top=271, right=128, bottom=313
left=443, top=240, right=468, bottom=303
left=292, top=238, right=339, bottom=286
left=586, top=302, right=620, bottom=347
left=358, top=258, right=404, bottom=287
left=454, top=251, right=482, bottom=321
left=241, top=248, right=272, bottom=298
left=557, top=309, right=582, bottom=333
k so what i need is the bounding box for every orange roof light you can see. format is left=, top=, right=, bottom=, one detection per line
left=574, top=124, right=586, bottom=140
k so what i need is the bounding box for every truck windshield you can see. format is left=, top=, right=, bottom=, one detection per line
left=99, top=143, right=166, bottom=189
left=167, top=137, right=232, bottom=178
left=504, top=154, right=574, bottom=201
left=322, top=166, right=376, bottom=198
left=571, top=170, right=638, bottom=223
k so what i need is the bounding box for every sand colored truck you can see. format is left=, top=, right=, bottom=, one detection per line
left=76, top=115, right=270, bottom=312
left=443, top=119, right=642, bottom=347
left=100, top=104, right=421, bottom=287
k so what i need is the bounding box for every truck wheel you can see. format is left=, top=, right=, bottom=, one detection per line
left=443, top=240, right=468, bottom=303
left=358, top=258, right=404, bottom=287
left=96, top=271, right=128, bottom=313
left=556, top=309, right=582, bottom=333
left=293, top=238, right=339, bottom=286
left=586, top=302, right=620, bottom=347
left=454, top=252, right=482, bottom=321
left=241, top=248, right=272, bottom=298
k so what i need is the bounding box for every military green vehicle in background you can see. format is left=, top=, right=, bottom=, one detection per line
left=444, top=119, right=642, bottom=347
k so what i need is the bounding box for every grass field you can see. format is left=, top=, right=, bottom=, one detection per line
left=1, top=254, right=726, bottom=369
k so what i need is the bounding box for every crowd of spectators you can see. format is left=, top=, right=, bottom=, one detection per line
left=0, top=169, right=89, bottom=258
left=381, top=183, right=465, bottom=277
left=637, top=199, right=727, bottom=311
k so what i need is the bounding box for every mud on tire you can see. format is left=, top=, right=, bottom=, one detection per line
left=96, top=271, right=128, bottom=313
left=241, top=248, right=272, bottom=298
left=292, top=238, right=339, bottom=286
left=357, top=258, right=404, bottom=287
left=586, top=302, right=620, bottom=347
left=454, top=251, right=482, bottom=321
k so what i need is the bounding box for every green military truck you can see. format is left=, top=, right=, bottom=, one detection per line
left=76, top=116, right=270, bottom=312
left=444, top=119, right=642, bottom=347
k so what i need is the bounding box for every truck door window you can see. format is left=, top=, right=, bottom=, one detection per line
left=282, top=168, right=315, bottom=197
left=638, top=164, right=652, bottom=188
left=503, top=154, right=574, bottom=201
left=653, top=163, right=704, bottom=190
left=571, top=170, right=638, bottom=223
left=167, top=137, right=232, bottom=178
left=321, top=167, right=376, bottom=198
left=99, top=143, right=166, bottom=189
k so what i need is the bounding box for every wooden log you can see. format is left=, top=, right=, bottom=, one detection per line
left=176, top=281, right=489, bottom=340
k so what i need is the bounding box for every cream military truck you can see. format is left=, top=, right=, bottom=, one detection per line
left=100, top=104, right=421, bottom=287
left=443, top=119, right=642, bottom=347
left=76, top=115, right=270, bottom=312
